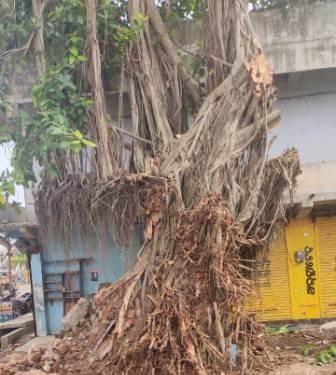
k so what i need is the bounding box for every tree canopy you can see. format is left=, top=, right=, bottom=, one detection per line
left=0, top=0, right=327, bottom=202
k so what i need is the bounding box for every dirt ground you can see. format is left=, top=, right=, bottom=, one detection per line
left=262, top=324, right=336, bottom=374
left=2, top=323, right=336, bottom=374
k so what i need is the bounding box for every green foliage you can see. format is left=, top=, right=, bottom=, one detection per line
left=317, top=345, right=336, bottom=365
left=9, top=61, right=95, bottom=183
left=0, top=0, right=149, bottom=189
left=113, top=12, right=148, bottom=51
left=11, top=253, right=27, bottom=267
left=45, top=0, right=87, bottom=65
left=4, top=0, right=318, bottom=192
left=0, top=0, right=33, bottom=53
left=158, top=0, right=203, bottom=19
left=0, top=0, right=35, bottom=97
left=266, top=325, right=297, bottom=335
left=302, top=343, right=315, bottom=356
left=0, top=169, right=17, bottom=209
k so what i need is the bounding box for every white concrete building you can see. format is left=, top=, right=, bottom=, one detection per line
left=253, top=3, right=336, bottom=214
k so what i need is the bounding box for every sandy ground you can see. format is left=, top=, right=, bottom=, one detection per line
left=263, top=323, right=336, bottom=375
left=272, top=363, right=336, bottom=375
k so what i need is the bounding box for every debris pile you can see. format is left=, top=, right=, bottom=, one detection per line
left=0, top=338, right=71, bottom=374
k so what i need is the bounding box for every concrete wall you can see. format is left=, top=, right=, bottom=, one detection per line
left=273, top=91, right=336, bottom=163
left=252, top=3, right=336, bottom=74
left=270, top=68, right=336, bottom=164
left=270, top=68, right=336, bottom=208
left=271, top=70, right=336, bottom=163
left=294, top=161, right=336, bottom=208
left=178, top=2, right=336, bottom=74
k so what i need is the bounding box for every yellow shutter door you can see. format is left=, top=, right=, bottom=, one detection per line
left=316, top=216, right=336, bottom=318
left=286, top=217, right=321, bottom=320
left=253, top=230, right=292, bottom=321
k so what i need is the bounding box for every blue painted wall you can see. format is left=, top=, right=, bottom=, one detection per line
left=36, top=229, right=140, bottom=334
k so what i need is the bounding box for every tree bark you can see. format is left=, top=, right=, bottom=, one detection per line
left=86, top=0, right=119, bottom=179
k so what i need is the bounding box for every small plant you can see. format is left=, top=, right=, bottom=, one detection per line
left=266, top=325, right=296, bottom=335
left=302, top=343, right=315, bottom=356
left=317, top=345, right=336, bottom=365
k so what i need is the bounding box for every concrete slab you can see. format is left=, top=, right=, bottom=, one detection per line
left=0, top=313, right=33, bottom=331
left=0, top=314, right=35, bottom=348
left=1, top=327, right=27, bottom=348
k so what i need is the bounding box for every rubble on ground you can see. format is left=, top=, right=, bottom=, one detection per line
left=320, top=321, right=336, bottom=332
left=2, top=311, right=336, bottom=374
left=0, top=336, right=72, bottom=374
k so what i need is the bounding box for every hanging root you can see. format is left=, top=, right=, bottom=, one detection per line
left=35, top=174, right=171, bottom=247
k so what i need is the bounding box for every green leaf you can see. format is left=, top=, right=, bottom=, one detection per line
left=81, top=138, right=97, bottom=148
left=49, top=126, right=68, bottom=136
left=70, top=34, right=80, bottom=43
left=266, top=325, right=290, bottom=335
left=70, top=47, right=79, bottom=57
left=318, top=351, right=333, bottom=364
left=70, top=142, right=82, bottom=154
left=60, top=141, right=72, bottom=149
left=72, top=130, right=83, bottom=140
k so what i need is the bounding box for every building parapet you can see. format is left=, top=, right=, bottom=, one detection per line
left=292, top=161, right=336, bottom=215
left=252, top=3, right=336, bottom=74
left=179, top=3, right=336, bottom=75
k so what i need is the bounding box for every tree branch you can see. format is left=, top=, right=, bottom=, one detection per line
left=144, top=0, right=201, bottom=108
left=113, top=126, right=153, bottom=145
left=32, top=0, right=46, bottom=75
